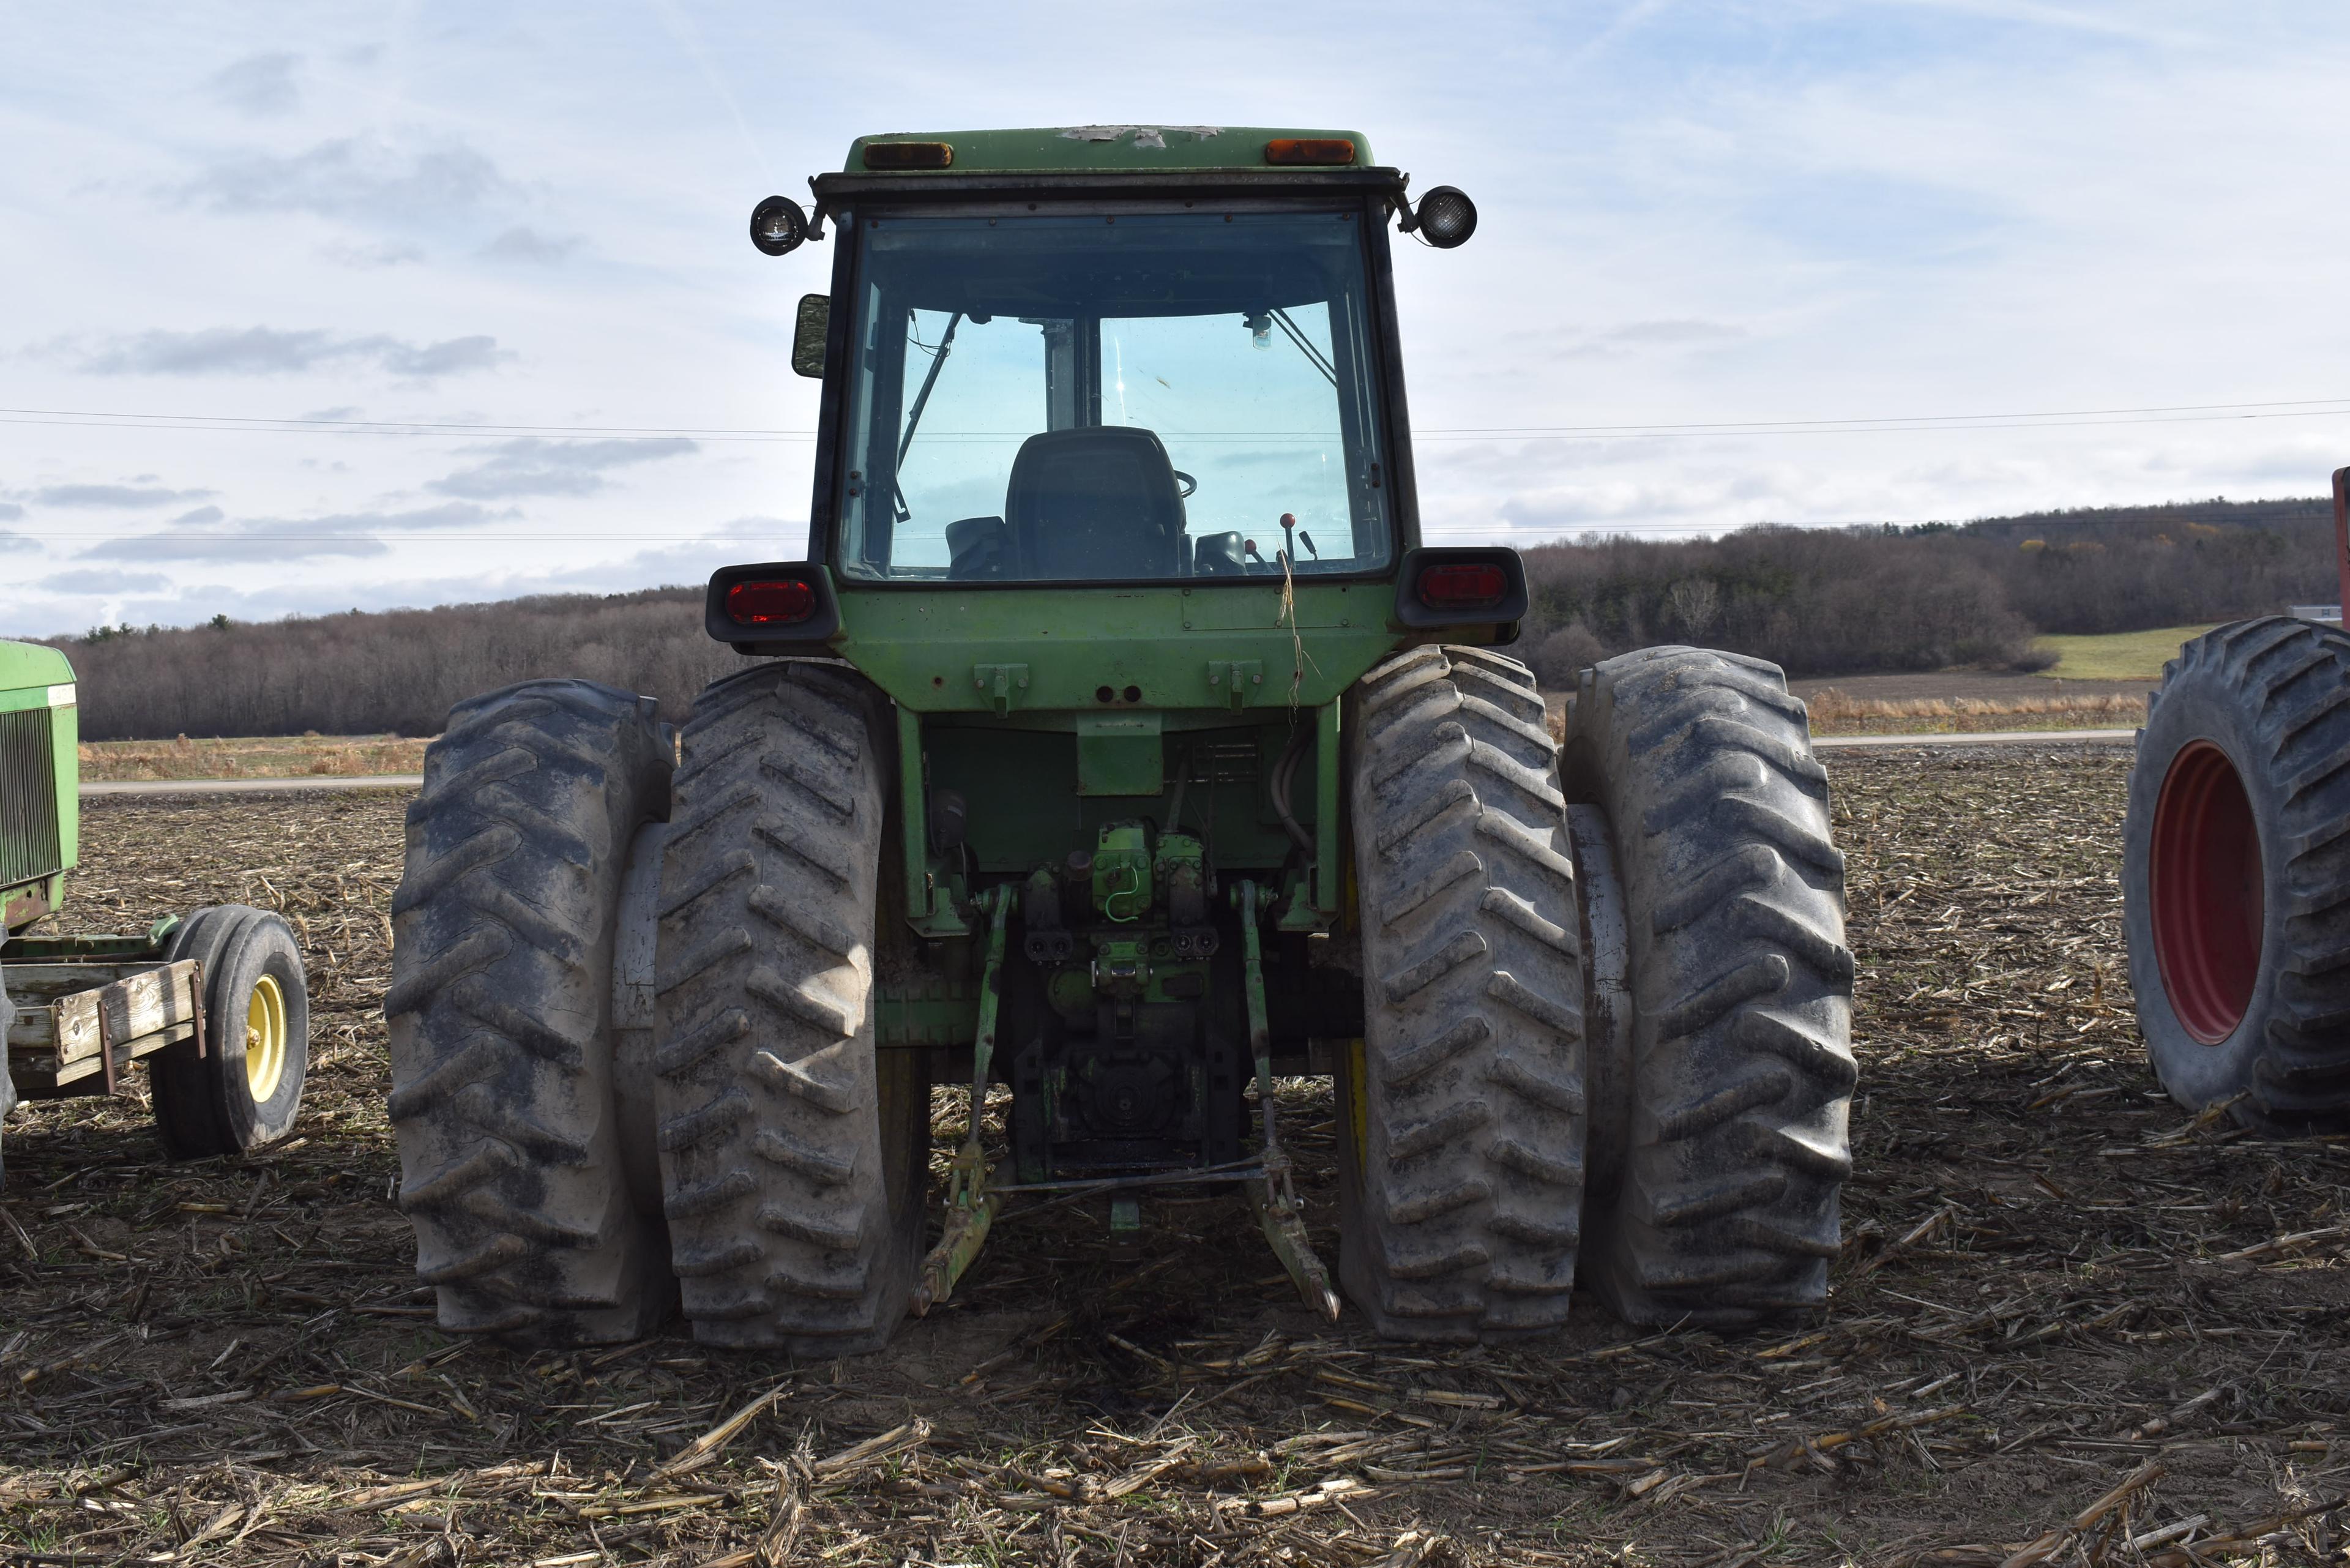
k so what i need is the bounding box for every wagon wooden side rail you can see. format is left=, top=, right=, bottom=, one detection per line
left=5, top=957, right=203, bottom=1099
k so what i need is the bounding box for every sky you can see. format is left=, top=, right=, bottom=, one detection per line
left=7, top=1, right=2350, bottom=636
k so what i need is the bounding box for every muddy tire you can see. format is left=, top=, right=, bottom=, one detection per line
left=1337, top=645, right=1587, bottom=1342
left=385, top=679, right=675, bottom=1346
left=1562, top=647, right=1854, bottom=1327
left=655, top=661, right=928, bottom=1355
left=151, top=906, right=310, bottom=1158
left=2125, top=618, right=2350, bottom=1131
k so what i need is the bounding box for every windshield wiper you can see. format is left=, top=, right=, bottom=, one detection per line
left=1270, top=308, right=1337, bottom=387
left=893, top=310, right=964, bottom=523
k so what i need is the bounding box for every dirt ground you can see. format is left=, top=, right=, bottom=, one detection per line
left=1785, top=672, right=2157, bottom=706
left=78, top=736, right=430, bottom=784
left=3, top=756, right=2346, bottom=1566
left=1546, top=673, right=2157, bottom=739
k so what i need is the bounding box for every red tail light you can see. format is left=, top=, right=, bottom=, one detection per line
left=1417, top=562, right=1507, bottom=611
left=727, top=578, right=816, bottom=625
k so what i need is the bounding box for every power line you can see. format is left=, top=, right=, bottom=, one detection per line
left=8, top=394, right=2350, bottom=443
left=1422, top=394, right=2350, bottom=434
left=0, top=532, right=799, bottom=542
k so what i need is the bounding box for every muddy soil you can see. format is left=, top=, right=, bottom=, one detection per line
left=1, top=760, right=2344, bottom=1566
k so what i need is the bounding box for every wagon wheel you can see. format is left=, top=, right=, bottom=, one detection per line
left=149, top=905, right=310, bottom=1159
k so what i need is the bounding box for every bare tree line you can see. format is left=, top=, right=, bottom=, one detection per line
left=1518, top=500, right=2337, bottom=686
left=42, top=496, right=2339, bottom=737
left=54, top=589, right=739, bottom=741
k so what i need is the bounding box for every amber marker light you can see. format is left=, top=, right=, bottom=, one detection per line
left=1264, top=138, right=1357, bottom=166
left=862, top=141, right=954, bottom=170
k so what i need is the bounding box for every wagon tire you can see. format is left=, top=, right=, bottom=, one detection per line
left=150, top=905, right=310, bottom=1159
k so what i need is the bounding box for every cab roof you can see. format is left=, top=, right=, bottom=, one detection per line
left=843, top=126, right=1374, bottom=175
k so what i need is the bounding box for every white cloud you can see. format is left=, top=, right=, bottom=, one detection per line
left=427, top=438, right=699, bottom=500
left=20, top=483, right=214, bottom=509
left=482, top=226, right=584, bottom=266
left=319, top=239, right=425, bottom=269
left=176, top=132, right=517, bottom=230
left=61, top=327, right=511, bottom=379
left=205, top=51, right=300, bottom=117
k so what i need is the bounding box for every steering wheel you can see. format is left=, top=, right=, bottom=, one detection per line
left=1173, top=469, right=1198, bottom=499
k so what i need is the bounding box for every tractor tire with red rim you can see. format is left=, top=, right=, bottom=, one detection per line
left=2125, top=617, right=2350, bottom=1132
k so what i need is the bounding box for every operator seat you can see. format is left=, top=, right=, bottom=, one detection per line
left=1004, top=427, right=1186, bottom=580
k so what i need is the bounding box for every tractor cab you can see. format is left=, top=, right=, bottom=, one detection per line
left=819, top=178, right=1398, bottom=587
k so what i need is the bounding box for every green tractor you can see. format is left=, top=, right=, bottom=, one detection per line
left=384, top=127, right=1856, bottom=1353
left=0, top=640, right=311, bottom=1184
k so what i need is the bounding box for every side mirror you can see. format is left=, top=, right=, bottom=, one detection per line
left=793, top=294, right=829, bottom=379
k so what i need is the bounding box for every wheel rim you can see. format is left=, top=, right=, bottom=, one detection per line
left=2149, top=741, right=2264, bottom=1044
left=244, top=973, right=288, bottom=1102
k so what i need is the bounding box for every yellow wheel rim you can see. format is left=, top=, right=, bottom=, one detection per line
left=244, top=973, right=288, bottom=1103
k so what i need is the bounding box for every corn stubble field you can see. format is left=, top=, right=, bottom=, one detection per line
left=3, top=750, right=2347, bottom=1567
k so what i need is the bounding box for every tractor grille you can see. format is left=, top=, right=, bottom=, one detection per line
left=0, top=704, right=62, bottom=889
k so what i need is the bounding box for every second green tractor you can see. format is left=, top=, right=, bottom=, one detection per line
left=384, top=126, right=1856, bottom=1354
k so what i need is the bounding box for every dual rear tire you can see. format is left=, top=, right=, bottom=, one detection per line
left=386, top=668, right=926, bottom=1351
left=391, top=644, right=1856, bottom=1351
left=1340, top=645, right=1855, bottom=1335
left=654, top=662, right=930, bottom=1356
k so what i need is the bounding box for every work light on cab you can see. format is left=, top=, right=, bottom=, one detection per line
left=748, top=195, right=808, bottom=256
left=1410, top=185, right=1477, bottom=248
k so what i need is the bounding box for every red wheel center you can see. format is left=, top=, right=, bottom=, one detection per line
left=2149, top=740, right=2264, bottom=1044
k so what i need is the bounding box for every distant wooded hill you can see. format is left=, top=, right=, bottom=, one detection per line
left=43, top=493, right=2340, bottom=738
left=54, top=589, right=734, bottom=742
left=1516, top=493, right=2337, bottom=687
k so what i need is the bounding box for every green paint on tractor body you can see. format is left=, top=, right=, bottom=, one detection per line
left=838, top=576, right=1408, bottom=949
left=716, top=131, right=1515, bottom=1193
left=0, top=640, right=80, bottom=931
